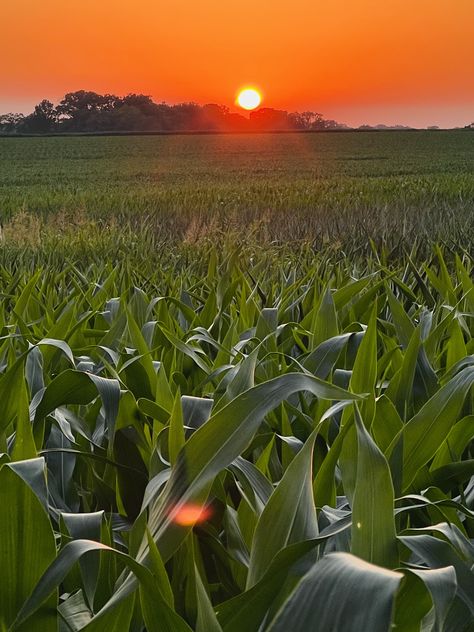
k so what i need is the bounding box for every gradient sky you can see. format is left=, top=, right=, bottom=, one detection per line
left=2, top=0, right=474, bottom=127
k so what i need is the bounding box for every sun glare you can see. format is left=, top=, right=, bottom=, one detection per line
left=171, top=503, right=212, bottom=526
left=237, top=88, right=262, bottom=111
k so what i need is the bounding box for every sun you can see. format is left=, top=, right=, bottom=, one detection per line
left=237, top=88, right=262, bottom=111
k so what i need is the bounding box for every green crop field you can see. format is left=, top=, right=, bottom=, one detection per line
left=1, top=131, right=474, bottom=251
left=1, top=131, right=474, bottom=631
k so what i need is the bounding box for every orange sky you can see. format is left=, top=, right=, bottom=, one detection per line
left=1, top=0, right=474, bottom=127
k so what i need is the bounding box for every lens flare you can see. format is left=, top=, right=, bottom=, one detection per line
left=237, top=88, right=262, bottom=110
left=171, top=503, right=212, bottom=526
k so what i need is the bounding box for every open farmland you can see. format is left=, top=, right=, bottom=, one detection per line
left=1, top=132, right=474, bottom=630
left=1, top=130, right=474, bottom=251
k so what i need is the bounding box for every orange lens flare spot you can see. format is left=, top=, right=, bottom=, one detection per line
left=236, top=88, right=262, bottom=110
left=171, top=503, right=212, bottom=526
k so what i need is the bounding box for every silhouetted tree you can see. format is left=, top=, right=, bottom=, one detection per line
left=22, top=100, right=57, bottom=132
left=170, top=103, right=202, bottom=130
left=319, top=118, right=348, bottom=130
left=221, top=112, right=249, bottom=131
left=56, top=91, right=118, bottom=130
left=288, top=111, right=324, bottom=129
left=0, top=113, right=25, bottom=133
left=250, top=108, right=290, bottom=130
left=0, top=91, right=349, bottom=134
left=119, top=94, right=157, bottom=115
left=201, top=104, right=230, bottom=130
left=57, top=90, right=117, bottom=116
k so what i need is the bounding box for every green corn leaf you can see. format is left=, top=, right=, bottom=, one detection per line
left=0, top=460, right=56, bottom=630
left=351, top=406, right=398, bottom=569
left=169, top=392, right=185, bottom=466
left=195, top=564, right=223, bottom=632
left=401, top=366, right=474, bottom=490
left=247, top=429, right=319, bottom=587
left=143, top=372, right=361, bottom=563
left=216, top=518, right=352, bottom=632
left=265, top=552, right=403, bottom=632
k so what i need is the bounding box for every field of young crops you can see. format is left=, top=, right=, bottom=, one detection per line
left=1, top=131, right=474, bottom=249
left=1, top=131, right=474, bottom=630
left=0, top=243, right=473, bottom=631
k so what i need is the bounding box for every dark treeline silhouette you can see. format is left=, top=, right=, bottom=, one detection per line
left=0, top=91, right=350, bottom=134
left=3, top=91, right=473, bottom=134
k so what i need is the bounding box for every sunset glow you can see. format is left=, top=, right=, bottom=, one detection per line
left=2, top=0, right=474, bottom=126
left=237, top=88, right=262, bottom=111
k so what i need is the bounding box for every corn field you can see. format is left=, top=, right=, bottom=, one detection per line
left=0, top=244, right=473, bottom=631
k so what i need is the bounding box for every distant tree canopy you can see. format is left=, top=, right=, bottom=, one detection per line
left=0, top=90, right=350, bottom=134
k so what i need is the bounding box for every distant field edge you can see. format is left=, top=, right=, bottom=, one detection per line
left=2, top=128, right=473, bottom=138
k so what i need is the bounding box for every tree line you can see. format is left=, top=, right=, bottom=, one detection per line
left=0, top=91, right=349, bottom=134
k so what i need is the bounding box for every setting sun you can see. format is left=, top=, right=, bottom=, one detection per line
left=237, top=88, right=262, bottom=111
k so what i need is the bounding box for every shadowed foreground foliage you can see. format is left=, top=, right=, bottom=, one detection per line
left=0, top=243, right=474, bottom=630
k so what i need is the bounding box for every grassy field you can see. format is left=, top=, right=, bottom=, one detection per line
left=1, top=132, right=474, bottom=631
left=1, top=131, right=474, bottom=252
